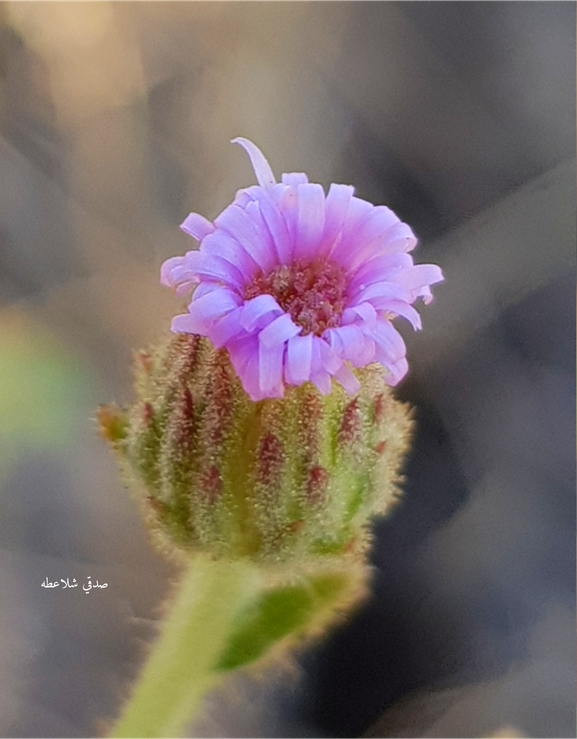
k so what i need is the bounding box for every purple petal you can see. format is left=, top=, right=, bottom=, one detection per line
left=377, top=300, right=422, bottom=330
left=180, top=213, right=215, bottom=241
left=318, top=338, right=342, bottom=374
left=333, top=364, right=361, bottom=395
left=382, top=355, right=409, bottom=386
left=396, top=264, right=444, bottom=293
left=245, top=200, right=277, bottom=264
left=329, top=196, right=374, bottom=265
left=200, top=231, right=259, bottom=280
left=235, top=185, right=263, bottom=204
left=160, top=255, right=198, bottom=295
left=259, top=342, right=285, bottom=398
left=233, top=190, right=252, bottom=208
left=252, top=187, right=293, bottom=265
left=309, top=339, right=337, bottom=394
left=348, top=253, right=414, bottom=293
left=335, top=205, right=401, bottom=270
left=259, top=313, right=301, bottom=349
left=341, top=302, right=378, bottom=327
left=182, top=250, right=246, bottom=291
left=282, top=172, right=308, bottom=187
left=358, top=205, right=399, bottom=240
left=208, top=307, right=246, bottom=348
left=327, top=326, right=375, bottom=367
left=351, top=335, right=377, bottom=366
left=293, top=183, right=325, bottom=261
left=311, top=371, right=332, bottom=395
left=239, top=294, right=283, bottom=332
left=170, top=313, right=200, bottom=335
left=324, top=327, right=344, bottom=354
left=373, top=320, right=407, bottom=362
left=319, top=184, right=354, bottom=258
left=374, top=221, right=417, bottom=253
left=227, top=334, right=257, bottom=374
left=419, top=286, right=434, bottom=304
left=324, top=325, right=366, bottom=362
left=227, top=335, right=263, bottom=400
left=285, top=333, right=313, bottom=385
left=276, top=186, right=299, bottom=246
left=180, top=289, right=241, bottom=334
left=215, top=204, right=276, bottom=272
left=193, top=281, right=222, bottom=300
left=354, top=281, right=411, bottom=306
left=160, top=254, right=181, bottom=286
left=232, top=138, right=276, bottom=189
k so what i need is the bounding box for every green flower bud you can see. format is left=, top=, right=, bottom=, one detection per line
left=99, top=333, right=412, bottom=569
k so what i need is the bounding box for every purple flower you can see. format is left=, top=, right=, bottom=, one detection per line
left=161, top=138, right=443, bottom=401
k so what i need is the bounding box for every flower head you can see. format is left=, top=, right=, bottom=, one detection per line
left=161, top=138, right=443, bottom=401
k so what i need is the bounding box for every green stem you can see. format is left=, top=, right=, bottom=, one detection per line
left=111, top=556, right=261, bottom=738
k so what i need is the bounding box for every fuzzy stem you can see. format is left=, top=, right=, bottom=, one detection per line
left=111, top=556, right=262, bottom=738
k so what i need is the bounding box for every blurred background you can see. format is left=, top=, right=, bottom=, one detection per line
left=0, top=2, right=574, bottom=737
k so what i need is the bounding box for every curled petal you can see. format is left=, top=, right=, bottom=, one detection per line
left=419, top=286, right=434, bottom=305
left=381, top=355, right=409, bottom=387
left=282, top=172, right=308, bottom=187
left=182, top=250, right=245, bottom=291
left=395, top=264, right=444, bottom=303
left=239, top=294, right=283, bottom=332
left=180, top=213, right=215, bottom=241
left=352, top=335, right=377, bottom=367
left=378, top=300, right=422, bottom=330
left=227, top=335, right=263, bottom=400
left=333, top=363, right=361, bottom=395
left=318, top=338, right=343, bottom=375
left=232, top=138, right=276, bottom=189
left=311, top=370, right=332, bottom=395
left=170, top=312, right=201, bottom=334
left=324, top=325, right=366, bottom=361
left=348, top=253, right=414, bottom=293
left=250, top=187, right=292, bottom=264
left=341, top=302, right=378, bottom=327
left=293, top=183, right=326, bottom=261
left=337, top=205, right=401, bottom=270
left=258, top=342, right=285, bottom=398
left=200, top=231, right=259, bottom=280
left=373, top=320, right=407, bottom=363
left=208, top=307, right=246, bottom=348
left=258, top=313, right=302, bottom=349
left=354, top=281, right=411, bottom=306
left=160, top=255, right=198, bottom=296
left=177, top=289, right=241, bottom=335
left=329, top=196, right=373, bottom=265
left=319, top=183, right=355, bottom=258
left=193, top=281, right=222, bottom=300
left=376, top=221, right=417, bottom=253
left=285, top=333, right=313, bottom=385
left=215, top=204, right=276, bottom=272
left=277, top=186, right=299, bottom=246
left=233, top=189, right=252, bottom=208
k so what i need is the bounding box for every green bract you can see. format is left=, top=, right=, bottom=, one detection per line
left=100, top=333, right=412, bottom=567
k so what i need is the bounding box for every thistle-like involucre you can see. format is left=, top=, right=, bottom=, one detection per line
left=100, top=335, right=412, bottom=566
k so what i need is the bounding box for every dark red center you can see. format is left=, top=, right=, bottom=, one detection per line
left=244, top=259, right=348, bottom=336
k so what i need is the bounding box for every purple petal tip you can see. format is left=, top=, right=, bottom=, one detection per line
left=231, top=138, right=276, bottom=189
